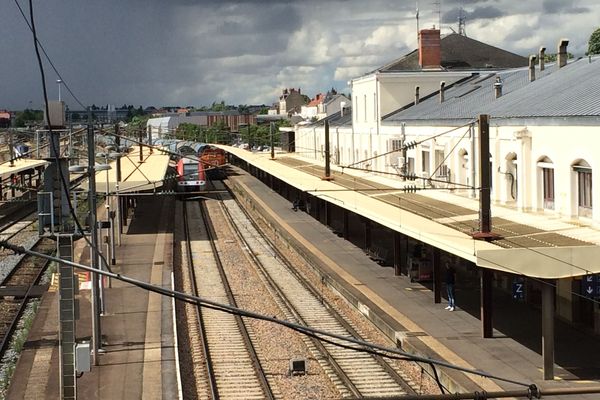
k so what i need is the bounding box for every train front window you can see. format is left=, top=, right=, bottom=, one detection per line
left=183, top=163, right=199, bottom=179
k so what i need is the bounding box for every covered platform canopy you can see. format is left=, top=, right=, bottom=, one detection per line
left=84, top=147, right=170, bottom=194
left=218, top=145, right=600, bottom=279
left=0, top=159, right=48, bottom=177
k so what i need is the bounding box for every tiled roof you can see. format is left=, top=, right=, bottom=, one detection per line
left=384, top=57, right=600, bottom=123
left=378, top=33, right=527, bottom=73
left=308, top=93, right=324, bottom=107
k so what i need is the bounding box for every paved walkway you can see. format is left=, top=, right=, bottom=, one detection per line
left=228, top=166, right=600, bottom=399
left=7, top=195, right=180, bottom=399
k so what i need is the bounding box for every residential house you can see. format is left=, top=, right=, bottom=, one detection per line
left=0, top=110, right=11, bottom=128
left=278, top=88, right=307, bottom=116
left=301, top=90, right=351, bottom=121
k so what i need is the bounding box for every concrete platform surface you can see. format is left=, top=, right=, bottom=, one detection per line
left=7, top=195, right=180, bottom=400
left=227, top=166, right=600, bottom=399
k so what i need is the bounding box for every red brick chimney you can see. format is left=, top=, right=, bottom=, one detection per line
left=419, top=29, right=441, bottom=69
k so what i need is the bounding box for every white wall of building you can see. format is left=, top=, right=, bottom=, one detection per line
left=147, top=115, right=210, bottom=140
left=350, top=72, right=472, bottom=134
left=296, top=119, right=600, bottom=224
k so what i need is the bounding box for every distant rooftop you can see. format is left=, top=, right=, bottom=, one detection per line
left=378, top=33, right=528, bottom=73
left=384, top=56, right=600, bottom=123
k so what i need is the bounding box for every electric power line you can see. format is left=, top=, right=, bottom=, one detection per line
left=0, top=239, right=534, bottom=389
left=14, top=0, right=87, bottom=109
left=26, top=0, right=113, bottom=275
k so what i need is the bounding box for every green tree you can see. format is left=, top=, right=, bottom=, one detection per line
left=211, top=101, right=226, bottom=111
left=14, top=109, right=43, bottom=127
left=129, top=115, right=151, bottom=129
left=543, top=52, right=574, bottom=62
left=177, top=123, right=203, bottom=141
left=588, top=27, right=600, bottom=55
left=205, top=120, right=228, bottom=143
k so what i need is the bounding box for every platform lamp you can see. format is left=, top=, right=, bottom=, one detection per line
left=96, top=152, right=113, bottom=266
left=56, top=79, right=62, bottom=102
left=98, top=149, right=125, bottom=251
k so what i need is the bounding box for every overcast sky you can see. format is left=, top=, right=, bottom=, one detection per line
left=2, top=0, right=599, bottom=110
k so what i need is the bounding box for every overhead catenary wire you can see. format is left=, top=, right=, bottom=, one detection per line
left=345, top=121, right=475, bottom=169
left=428, top=127, right=470, bottom=180
left=26, top=0, right=113, bottom=275
left=258, top=130, right=600, bottom=300
left=256, top=155, right=600, bottom=305
left=0, top=127, right=87, bottom=167
left=0, top=239, right=536, bottom=390
left=13, top=0, right=87, bottom=109
left=340, top=164, right=474, bottom=189
left=113, top=133, right=600, bottom=306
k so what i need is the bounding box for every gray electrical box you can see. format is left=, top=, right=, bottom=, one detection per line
left=75, top=342, right=91, bottom=373
left=44, top=101, right=66, bottom=128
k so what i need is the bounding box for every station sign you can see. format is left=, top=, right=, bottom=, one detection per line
left=512, top=277, right=525, bottom=301
left=582, top=274, right=600, bottom=299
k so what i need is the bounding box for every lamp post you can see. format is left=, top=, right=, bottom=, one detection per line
left=57, top=79, right=62, bottom=102
left=98, top=149, right=123, bottom=258
left=100, top=153, right=112, bottom=265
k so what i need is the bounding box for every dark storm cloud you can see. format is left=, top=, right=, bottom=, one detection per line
left=442, top=6, right=505, bottom=24
left=543, top=0, right=589, bottom=14
left=1, top=0, right=598, bottom=109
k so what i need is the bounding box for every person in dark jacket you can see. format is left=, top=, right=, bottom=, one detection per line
left=444, top=264, right=456, bottom=311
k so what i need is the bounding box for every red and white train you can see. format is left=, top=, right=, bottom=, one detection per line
left=176, top=156, right=206, bottom=191
left=175, top=145, right=226, bottom=192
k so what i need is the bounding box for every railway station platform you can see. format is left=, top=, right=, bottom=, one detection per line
left=226, top=165, right=600, bottom=399
left=7, top=195, right=180, bottom=399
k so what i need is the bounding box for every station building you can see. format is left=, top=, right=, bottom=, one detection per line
left=288, top=35, right=600, bottom=337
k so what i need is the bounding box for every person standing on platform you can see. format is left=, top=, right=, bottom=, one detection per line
left=444, top=264, right=456, bottom=311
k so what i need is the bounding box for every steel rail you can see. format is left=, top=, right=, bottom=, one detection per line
left=217, top=193, right=365, bottom=398
left=0, top=241, right=52, bottom=360
left=182, top=200, right=219, bottom=399
left=230, top=190, right=420, bottom=396
left=198, top=199, right=275, bottom=400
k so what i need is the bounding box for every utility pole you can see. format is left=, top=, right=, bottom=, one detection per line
left=472, top=114, right=499, bottom=340
left=322, top=120, right=332, bottom=181
left=8, top=129, right=15, bottom=167
left=40, top=101, right=77, bottom=399
left=269, top=122, right=275, bottom=160
left=87, top=110, right=102, bottom=366
left=478, top=114, right=491, bottom=235
left=115, top=124, right=122, bottom=245
left=138, top=128, right=144, bottom=163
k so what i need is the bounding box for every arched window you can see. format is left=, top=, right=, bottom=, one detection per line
left=573, top=159, right=592, bottom=217
left=457, top=149, right=469, bottom=187
left=502, top=152, right=517, bottom=201
left=537, top=156, right=554, bottom=210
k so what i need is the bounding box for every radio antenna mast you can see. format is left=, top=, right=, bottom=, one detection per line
left=433, top=0, right=441, bottom=30
left=416, top=1, right=420, bottom=44
left=458, top=6, right=467, bottom=36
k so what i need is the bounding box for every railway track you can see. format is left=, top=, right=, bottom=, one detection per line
left=0, top=230, right=53, bottom=361
left=182, top=200, right=274, bottom=400
left=216, top=186, right=417, bottom=398
left=0, top=201, right=36, bottom=237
